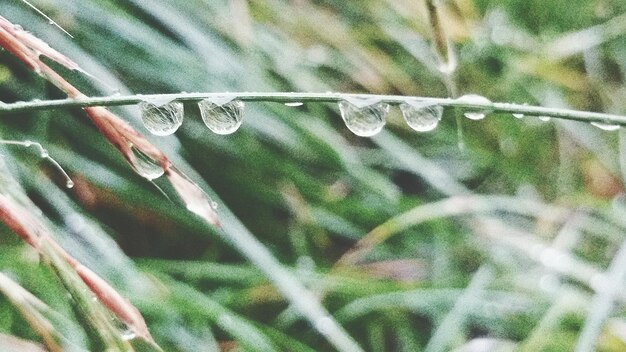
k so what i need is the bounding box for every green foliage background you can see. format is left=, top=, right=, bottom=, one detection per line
left=2, top=0, right=626, bottom=351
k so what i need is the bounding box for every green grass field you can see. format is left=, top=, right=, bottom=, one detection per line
left=1, top=0, right=626, bottom=351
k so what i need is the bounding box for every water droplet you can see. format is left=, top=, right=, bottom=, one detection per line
left=142, top=95, right=176, bottom=107
left=121, top=330, right=136, bottom=341
left=285, top=102, right=304, bottom=107
left=23, top=140, right=32, bottom=147
left=457, top=94, right=491, bottom=104
left=338, top=98, right=389, bottom=137
left=513, top=113, right=524, bottom=119
left=13, top=24, right=23, bottom=32
left=463, top=112, right=486, bottom=120
left=399, top=101, right=443, bottom=132
left=314, top=316, right=336, bottom=335
left=198, top=97, right=245, bottom=135
left=66, top=180, right=74, bottom=189
left=457, top=94, right=491, bottom=121
left=210, top=201, right=218, bottom=209
left=130, top=146, right=164, bottom=181
left=140, top=101, right=184, bottom=136
left=40, top=149, right=49, bottom=158
left=438, top=60, right=456, bottom=75
left=538, top=116, right=551, bottom=122
left=591, top=122, right=620, bottom=131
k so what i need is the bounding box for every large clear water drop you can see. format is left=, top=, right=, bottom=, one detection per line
left=140, top=100, right=183, bottom=136
left=457, top=94, right=492, bottom=120
left=130, top=146, right=164, bottom=180
left=591, top=122, right=620, bottom=131
left=400, top=101, right=443, bottom=132
left=513, top=113, right=524, bottom=119
left=198, top=96, right=245, bottom=135
left=338, top=97, right=389, bottom=137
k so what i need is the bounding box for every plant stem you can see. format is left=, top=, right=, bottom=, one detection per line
left=2, top=92, right=626, bottom=126
left=575, top=224, right=626, bottom=351
left=425, top=0, right=465, bottom=149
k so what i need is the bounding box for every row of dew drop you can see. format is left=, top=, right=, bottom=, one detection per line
left=140, top=94, right=622, bottom=138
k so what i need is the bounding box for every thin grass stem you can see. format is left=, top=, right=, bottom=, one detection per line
left=2, top=92, right=626, bottom=126
left=575, top=232, right=626, bottom=351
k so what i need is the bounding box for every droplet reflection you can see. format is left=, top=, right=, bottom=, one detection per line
left=199, top=98, right=245, bottom=135
left=338, top=99, right=388, bottom=137
left=140, top=100, right=184, bottom=136
left=400, top=101, right=443, bottom=132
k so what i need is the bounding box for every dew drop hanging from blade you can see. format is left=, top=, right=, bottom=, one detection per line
left=457, top=94, right=492, bottom=121
left=129, top=146, right=164, bottom=181
left=338, top=97, right=389, bottom=137
left=0, top=139, right=74, bottom=189
left=591, top=121, right=620, bottom=131
left=399, top=101, right=443, bottom=132
left=198, top=96, right=245, bottom=135
left=140, top=100, right=184, bottom=136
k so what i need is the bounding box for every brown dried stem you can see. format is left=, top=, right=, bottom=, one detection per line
left=0, top=15, right=219, bottom=227
left=0, top=193, right=154, bottom=346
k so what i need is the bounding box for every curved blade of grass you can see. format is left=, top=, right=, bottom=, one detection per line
left=575, top=237, right=626, bottom=351
left=0, top=273, right=68, bottom=352
left=337, top=195, right=570, bottom=266
left=424, top=266, right=493, bottom=352
left=158, top=275, right=278, bottom=352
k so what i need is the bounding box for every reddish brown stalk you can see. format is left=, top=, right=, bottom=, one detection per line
left=0, top=15, right=220, bottom=227
left=0, top=194, right=153, bottom=342
left=0, top=14, right=219, bottom=345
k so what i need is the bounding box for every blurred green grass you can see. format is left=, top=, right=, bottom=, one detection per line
left=2, top=0, right=626, bottom=351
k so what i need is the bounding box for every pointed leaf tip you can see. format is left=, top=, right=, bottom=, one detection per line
left=166, top=169, right=221, bottom=228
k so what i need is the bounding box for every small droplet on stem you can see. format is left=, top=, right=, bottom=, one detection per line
left=513, top=113, right=524, bottom=119
left=591, top=121, right=620, bottom=131
left=538, top=116, right=551, bottom=122
left=121, top=330, right=137, bottom=341
left=284, top=102, right=304, bottom=107
left=457, top=94, right=492, bottom=120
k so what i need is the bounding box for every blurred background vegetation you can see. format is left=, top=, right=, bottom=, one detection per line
left=2, top=0, right=626, bottom=351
